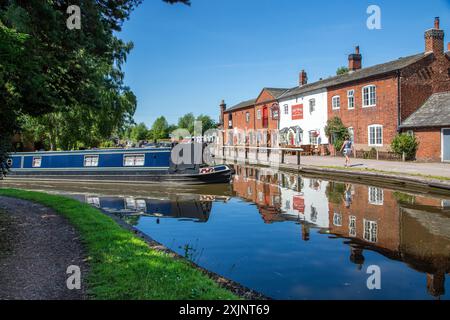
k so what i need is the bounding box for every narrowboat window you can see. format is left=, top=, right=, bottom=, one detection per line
left=84, top=155, right=99, bottom=167
left=6, top=158, right=13, bottom=167
left=124, top=154, right=145, bottom=166
left=32, top=157, right=42, bottom=168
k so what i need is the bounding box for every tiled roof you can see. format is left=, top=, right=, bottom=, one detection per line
left=264, top=87, right=289, bottom=99
left=400, top=91, right=450, bottom=128
left=279, top=53, right=430, bottom=100
left=224, top=98, right=256, bottom=113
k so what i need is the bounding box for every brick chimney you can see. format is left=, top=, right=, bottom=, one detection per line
left=348, top=46, right=362, bottom=72
left=425, top=17, right=444, bottom=54
left=299, top=70, right=308, bottom=86
left=219, top=100, right=226, bottom=127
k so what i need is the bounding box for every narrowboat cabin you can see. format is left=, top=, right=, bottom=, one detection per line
left=2, top=147, right=231, bottom=185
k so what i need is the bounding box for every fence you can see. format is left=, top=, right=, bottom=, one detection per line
left=218, top=145, right=304, bottom=166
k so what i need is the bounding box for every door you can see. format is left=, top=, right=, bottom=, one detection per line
left=443, top=129, right=450, bottom=162
left=262, top=107, right=268, bottom=128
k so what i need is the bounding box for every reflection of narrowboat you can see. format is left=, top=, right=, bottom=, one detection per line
left=4, top=146, right=231, bottom=184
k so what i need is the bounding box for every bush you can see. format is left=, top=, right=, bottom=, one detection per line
left=325, top=117, right=348, bottom=151
left=391, top=134, right=419, bottom=160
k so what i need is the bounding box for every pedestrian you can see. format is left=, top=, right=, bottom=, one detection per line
left=340, top=135, right=353, bottom=167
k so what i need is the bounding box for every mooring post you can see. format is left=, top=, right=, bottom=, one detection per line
left=281, top=149, right=285, bottom=164
left=297, top=151, right=301, bottom=166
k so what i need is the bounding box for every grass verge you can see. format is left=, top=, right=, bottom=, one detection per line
left=0, top=188, right=239, bottom=300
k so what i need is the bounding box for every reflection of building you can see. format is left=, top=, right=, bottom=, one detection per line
left=232, top=165, right=450, bottom=299
left=83, top=195, right=212, bottom=222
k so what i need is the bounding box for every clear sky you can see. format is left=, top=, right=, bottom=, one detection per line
left=119, top=0, right=450, bottom=127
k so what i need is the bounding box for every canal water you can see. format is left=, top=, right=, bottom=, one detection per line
left=1, top=165, right=450, bottom=300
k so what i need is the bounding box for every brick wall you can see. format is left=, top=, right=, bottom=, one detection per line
left=223, top=105, right=255, bottom=145
left=327, top=75, right=399, bottom=151
left=255, top=90, right=278, bottom=131
left=400, top=53, right=450, bottom=122
left=410, top=127, right=443, bottom=161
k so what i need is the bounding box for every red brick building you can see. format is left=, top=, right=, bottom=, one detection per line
left=221, top=99, right=256, bottom=145
left=327, top=18, right=450, bottom=160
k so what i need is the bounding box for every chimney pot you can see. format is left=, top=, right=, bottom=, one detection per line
left=299, top=70, right=308, bottom=86
left=447, top=42, right=450, bottom=52
left=355, top=46, right=360, bottom=54
left=434, top=17, right=440, bottom=29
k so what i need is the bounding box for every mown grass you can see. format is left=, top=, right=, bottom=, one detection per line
left=0, top=188, right=239, bottom=300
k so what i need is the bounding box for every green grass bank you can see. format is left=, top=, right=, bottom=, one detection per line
left=0, top=188, right=239, bottom=300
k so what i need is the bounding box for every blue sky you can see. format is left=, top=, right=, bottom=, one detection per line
left=119, top=0, right=450, bottom=126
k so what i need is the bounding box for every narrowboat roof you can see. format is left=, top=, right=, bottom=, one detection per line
left=11, top=148, right=171, bottom=156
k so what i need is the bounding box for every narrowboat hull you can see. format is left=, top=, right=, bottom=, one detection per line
left=3, top=167, right=232, bottom=185
left=3, top=147, right=232, bottom=185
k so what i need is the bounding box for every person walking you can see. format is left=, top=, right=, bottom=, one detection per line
left=340, top=136, right=353, bottom=168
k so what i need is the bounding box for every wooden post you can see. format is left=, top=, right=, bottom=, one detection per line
left=297, top=151, right=301, bottom=166
left=376, top=149, right=379, bottom=161
left=281, top=149, right=285, bottom=164
left=402, top=152, right=406, bottom=162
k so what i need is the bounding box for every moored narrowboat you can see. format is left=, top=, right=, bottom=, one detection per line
left=2, top=146, right=231, bottom=185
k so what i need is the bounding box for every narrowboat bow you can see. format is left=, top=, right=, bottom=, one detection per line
left=2, top=147, right=232, bottom=185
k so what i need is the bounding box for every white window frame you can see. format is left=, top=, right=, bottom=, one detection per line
left=309, top=99, right=316, bottom=113
left=349, top=216, right=357, bottom=237
left=257, top=109, right=262, bottom=120
left=309, top=131, right=318, bottom=145
left=368, top=186, right=384, bottom=205
left=347, top=90, right=355, bottom=110
left=368, top=125, right=383, bottom=146
left=362, top=85, right=376, bottom=108
left=333, top=212, right=342, bottom=226
left=332, top=96, right=341, bottom=110
left=272, top=109, right=279, bottom=120
left=363, top=219, right=378, bottom=243
left=123, top=154, right=145, bottom=167
left=283, top=104, right=289, bottom=115
left=84, top=155, right=99, bottom=167
left=32, top=156, right=42, bottom=168
left=245, top=112, right=250, bottom=123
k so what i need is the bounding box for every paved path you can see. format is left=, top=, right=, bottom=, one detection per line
left=296, top=156, right=450, bottom=179
left=0, top=197, right=87, bottom=300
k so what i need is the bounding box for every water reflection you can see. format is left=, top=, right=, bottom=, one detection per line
left=1, top=166, right=449, bottom=299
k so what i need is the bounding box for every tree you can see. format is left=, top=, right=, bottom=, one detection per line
left=1, top=0, right=185, bottom=161
left=129, top=123, right=149, bottom=142
left=178, top=113, right=196, bottom=133
left=325, top=117, right=348, bottom=150
left=391, top=133, right=419, bottom=160
left=196, top=114, right=217, bottom=132
left=151, top=116, right=169, bottom=141
left=336, top=66, right=349, bottom=75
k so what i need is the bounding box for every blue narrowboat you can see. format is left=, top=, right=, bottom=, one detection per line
left=2, top=146, right=232, bottom=185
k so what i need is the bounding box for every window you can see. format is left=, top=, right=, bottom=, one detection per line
left=348, top=127, right=355, bottom=142
left=6, top=158, right=13, bottom=167
left=309, top=131, right=318, bottom=145
left=406, top=130, right=414, bottom=137
left=368, top=125, right=383, bottom=146
left=362, top=85, right=376, bottom=107
left=309, top=99, right=316, bottom=113
left=32, top=157, right=42, bottom=168
left=228, top=114, right=233, bottom=128
left=272, top=109, right=279, bottom=120
left=283, top=104, right=289, bottom=115
left=349, top=216, right=357, bottom=237
left=84, top=155, right=99, bottom=167
left=347, top=90, right=355, bottom=109
left=332, top=96, right=341, bottom=110
left=245, top=112, right=250, bottom=123
left=124, top=154, right=145, bottom=167
left=333, top=212, right=342, bottom=226
left=257, top=109, right=261, bottom=120
left=364, top=220, right=378, bottom=243
left=368, top=186, right=384, bottom=205
left=87, top=196, right=100, bottom=208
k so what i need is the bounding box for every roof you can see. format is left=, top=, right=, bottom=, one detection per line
left=264, top=87, right=289, bottom=99
left=279, top=53, right=429, bottom=100
left=224, top=98, right=256, bottom=113
left=400, top=92, right=450, bottom=128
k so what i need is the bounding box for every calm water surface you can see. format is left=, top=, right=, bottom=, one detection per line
left=2, top=165, right=450, bottom=300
